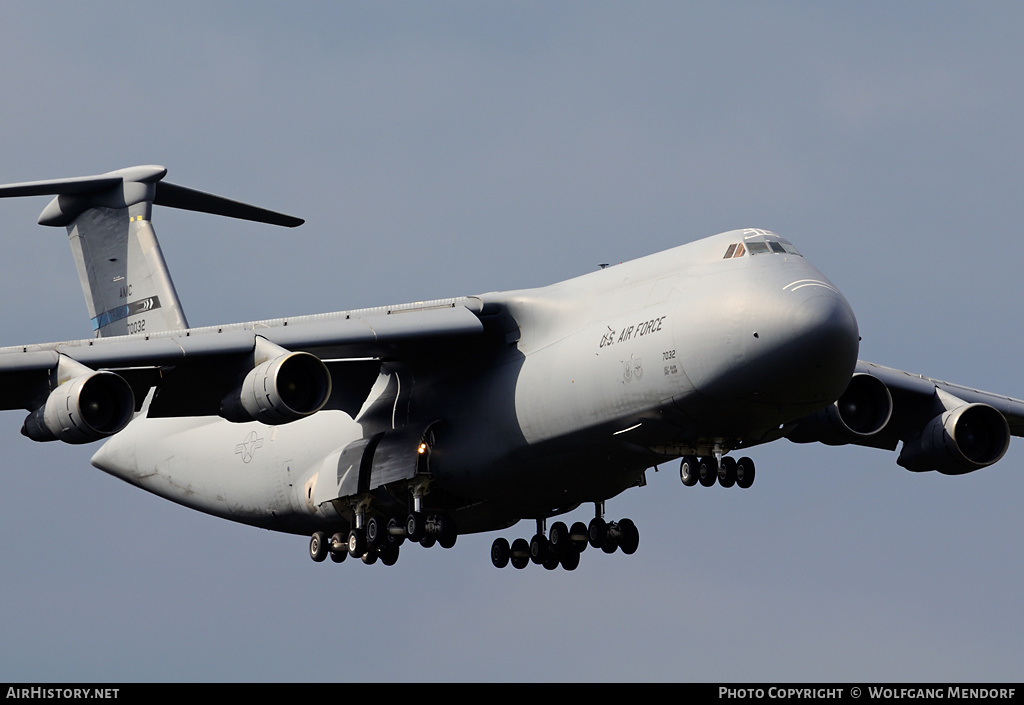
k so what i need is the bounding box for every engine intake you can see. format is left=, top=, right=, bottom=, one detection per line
left=787, top=373, right=893, bottom=445
left=898, top=403, right=1010, bottom=475
left=222, top=351, right=332, bottom=424
left=22, top=371, right=135, bottom=444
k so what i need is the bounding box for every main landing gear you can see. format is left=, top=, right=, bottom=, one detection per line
left=679, top=455, right=755, bottom=489
left=490, top=502, right=640, bottom=571
left=307, top=510, right=458, bottom=567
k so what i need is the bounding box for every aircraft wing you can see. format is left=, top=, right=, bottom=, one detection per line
left=857, top=361, right=1024, bottom=436
left=0, top=297, right=486, bottom=432
left=787, top=359, right=1024, bottom=474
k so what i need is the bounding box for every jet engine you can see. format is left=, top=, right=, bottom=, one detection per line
left=222, top=351, right=332, bottom=424
left=787, top=373, right=893, bottom=445
left=22, top=371, right=135, bottom=444
left=898, top=403, right=1010, bottom=475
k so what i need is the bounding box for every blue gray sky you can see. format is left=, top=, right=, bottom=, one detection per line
left=1, top=2, right=1022, bottom=682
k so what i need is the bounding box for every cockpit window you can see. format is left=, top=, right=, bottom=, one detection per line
left=722, top=232, right=801, bottom=259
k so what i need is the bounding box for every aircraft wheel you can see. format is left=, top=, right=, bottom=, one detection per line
left=529, top=534, right=549, bottom=564
left=387, top=517, right=405, bottom=547
left=329, top=532, right=348, bottom=563
left=406, top=512, right=425, bottom=542
left=438, top=514, right=458, bottom=549
left=718, top=457, right=737, bottom=488
left=542, top=554, right=560, bottom=570
left=570, top=521, right=589, bottom=553
left=365, top=516, right=383, bottom=549
left=309, top=531, right=328, bottom=562
left=361, top=548, right=379, bottom=565
left=510, top=538, right=530, bottom=569
left=736, top=457, right=756, bottom=489
left=698, top=457, right=718, bottom=487
left=380, top=542, right=400, bottom=566
left=348, top=528, right=367, bottom=558
left=420, top=534, right=436, bottom=548
left=680, top=455, right=700, bottom=486
left=601, top=534, right=619, bottom=554
left=588, top=517, right=608, bottom=549
left=491, top=537, right=511, bottom=568
left=618, top=518, right=639, bottom=555
left=548, top=521, right=571, bottom=556
left=560, top=547, right=580, bottom=571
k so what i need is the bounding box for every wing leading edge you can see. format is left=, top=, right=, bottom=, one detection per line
left=788, top=359, right=1024, bottom=475
left=0, top=297, right=486, bottom=440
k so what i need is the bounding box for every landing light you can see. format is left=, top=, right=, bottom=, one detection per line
left=418, top=443, right=428, bottom=455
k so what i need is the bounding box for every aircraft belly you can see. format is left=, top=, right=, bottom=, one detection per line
left=91, top=411, right=362, bottom=532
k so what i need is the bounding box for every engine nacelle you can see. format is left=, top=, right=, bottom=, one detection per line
left=22, top=371, right=135, bottom=444
left=787, top=373, right=893, bottom=445
left=898, top=403, right=1010, bottom=475
left=222, top=351, right=332, bottom=424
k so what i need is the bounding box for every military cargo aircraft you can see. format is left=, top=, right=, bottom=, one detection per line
left=1, top=165, right=1020, bottom=571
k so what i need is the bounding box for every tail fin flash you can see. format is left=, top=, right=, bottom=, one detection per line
left=0, top=165, right=303, bottom=338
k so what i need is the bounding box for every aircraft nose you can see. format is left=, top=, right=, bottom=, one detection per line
left=744, top=278, right=860, bottom=407
left=683, top=271, right=860, bottom=412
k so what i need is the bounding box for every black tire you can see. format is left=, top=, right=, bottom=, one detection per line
left=380, top=543, right=400, bottom=566
left=548, top=521, right=570, bottom=555
left=510, top=538, right=530, bottom=569
left=698, top=456, right=718, bottom=487
left=570, top=521, right=589, bottom=553
left=309, top=531, right=328, bottom=562
left=365, top=516, right=382, bottom=548
left=560, top=547, right=580, bottom=571
left=680, top=455, right=700, bottom=486
left=361, top=549, right=379, bottom=565
left=588, top=517, right=608, bottom=549
left=347, top=528, right=366, bottom=558
left=718, top=456, right=737, bottom=488
left=329, top=532, right=347, bottom=563
left=736, top=456, right=756, bottom=489
left=406, top=512, right=425, bottom=542
left=491, top=537, right=511, bottom=568
left=618, top=518, right=639, bottom=555
left=386, top=517, right=405, bottom=547
left=438, top=514, right=458, bottom=549
left=529, top=533, right=549, bottom=564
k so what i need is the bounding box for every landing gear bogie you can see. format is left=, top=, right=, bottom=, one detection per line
left=492, top=506, right=640, bottom=570
left=679, top=454, right=756, bottom=489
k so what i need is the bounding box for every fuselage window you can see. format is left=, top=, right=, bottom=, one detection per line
left=724, top=244, right=737, bottom=259
left=746, top=242, right=771, bottom=255
left=769, top=241, right=786, bottom=254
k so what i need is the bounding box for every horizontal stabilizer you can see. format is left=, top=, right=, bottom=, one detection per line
left=0, top=165, right=303, bottom=228
left=154, top=181, right=304, bottom=227
left=0, top=173, right=125, bottom=198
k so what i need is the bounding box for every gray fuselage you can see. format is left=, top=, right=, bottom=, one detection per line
left=91, top=229, right=860, bottom=535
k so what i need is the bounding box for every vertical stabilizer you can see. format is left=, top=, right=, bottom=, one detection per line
left=65, top=201, right=188, bottom=337
left=0, top=165, right=303, bottom=339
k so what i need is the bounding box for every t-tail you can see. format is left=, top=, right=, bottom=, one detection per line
left=0, top=165, right=303, bottom=338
